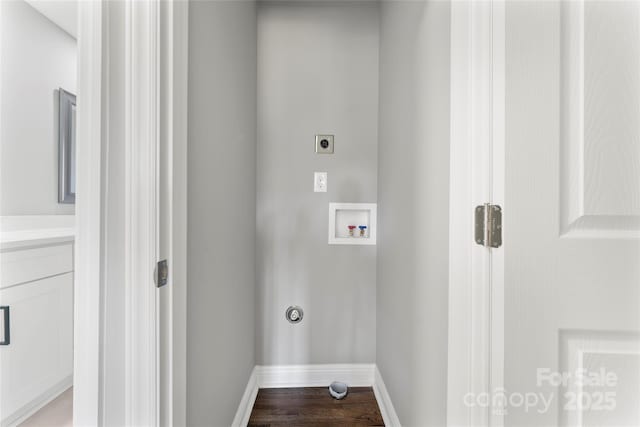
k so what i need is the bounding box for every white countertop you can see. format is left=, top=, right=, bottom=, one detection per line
left=0, top=215, right=75, bottom=250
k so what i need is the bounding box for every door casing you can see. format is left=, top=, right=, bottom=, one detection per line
left=447, top=1, right=505, bottom=426
left=74, top=1, right=188, bottom=425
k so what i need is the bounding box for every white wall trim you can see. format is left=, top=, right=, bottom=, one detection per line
left=231, top=367, right=259, bottom=427
left=4, top=379, right=72, bottom=427
left=73, top=0, right=103, bottom=425
left=256, top=364, right=375, bottom=388
left=447, top=1, right=505, bottom=426
left=372, top=366, right=401, bottom=427
left=232, top=364, right=400, bottom=427
left=123, top=1, right=160, bottom=425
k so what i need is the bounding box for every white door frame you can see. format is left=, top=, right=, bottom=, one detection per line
left=123, top=0, right=161, bottom=425
left=158, top=1, right=189, bottom=426
left=447, top=1, right=505, bottom=426
left=74, top=1, right=104, bottom=424
left=75, top=1, right=187, bottom=425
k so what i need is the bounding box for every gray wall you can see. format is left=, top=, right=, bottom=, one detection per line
left=256, top=1, right=379, bottom=365
left=376, top=1, right=450, bottom=425
left=187, top=1, right=257, bottom=425
left=0, top=0, right=76, bottom=215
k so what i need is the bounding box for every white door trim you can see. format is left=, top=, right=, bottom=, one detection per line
left=75, top=1, right=179, bottom=425
left=447, top=1, right=505, bottom=426
left=490, top=3, right=506, bottom=427
left=74, top=1, right=104, bottom=425
left=158, top=0, right=189, bottom=425
left=124, top=1, right=160, bottom=425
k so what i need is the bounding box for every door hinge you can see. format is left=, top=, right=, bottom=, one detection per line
left=155, top=259, right=168, bottom=288
left=475, top=204, right=502, bottom=248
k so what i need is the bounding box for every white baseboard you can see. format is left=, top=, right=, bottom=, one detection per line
left=256, top=363, right=375, bottom=388
left=373, top=366, right=401, bottom=427
left=2, top=376, right=72, bottom=427
left=231, top=367, right=259, bottom=427
left=232, top=364, right=400, bottom=427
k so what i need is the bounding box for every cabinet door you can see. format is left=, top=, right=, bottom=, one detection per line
left=0, top=273, right=73, bottom=424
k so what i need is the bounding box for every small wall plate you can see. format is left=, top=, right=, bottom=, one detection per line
left=315, top=135, right=334, bottom=154
left=285, top=306, right=304, bottom=324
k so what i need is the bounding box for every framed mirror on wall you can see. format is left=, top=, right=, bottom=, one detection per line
left=58, top=88, right=76, bottom=204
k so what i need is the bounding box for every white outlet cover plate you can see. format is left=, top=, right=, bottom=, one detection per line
left=314, top=172, right=328, bottom=192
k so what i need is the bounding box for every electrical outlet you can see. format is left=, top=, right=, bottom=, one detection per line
left=314, top=172, right=328, bottom=192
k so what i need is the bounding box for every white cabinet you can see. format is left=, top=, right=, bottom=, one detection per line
left=0, top=240, right=74, bottom=427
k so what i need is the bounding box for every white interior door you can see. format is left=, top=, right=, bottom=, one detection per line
left=503, top=1, right=640, bottom=426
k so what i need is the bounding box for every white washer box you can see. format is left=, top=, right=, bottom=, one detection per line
left=328, top=203, right=377, bottom=245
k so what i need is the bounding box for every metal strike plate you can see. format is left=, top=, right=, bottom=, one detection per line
left=475, top=205, right=486, bottom=245
left=155, top=259, right=168, bottom=288
left=0, top=306, right=10, bottom=346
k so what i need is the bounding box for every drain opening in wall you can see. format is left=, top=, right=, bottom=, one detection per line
left=285, top=306, right=304, bottom=324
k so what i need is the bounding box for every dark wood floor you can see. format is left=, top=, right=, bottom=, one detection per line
left=247, top=387, right=385, bottom=427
